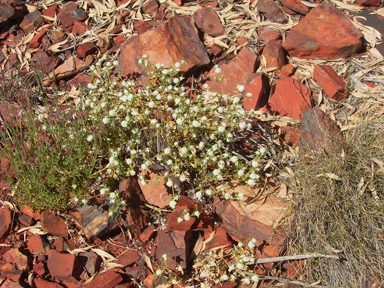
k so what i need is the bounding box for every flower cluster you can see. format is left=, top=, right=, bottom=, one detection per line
left=78, top=55, right=269, bottom=214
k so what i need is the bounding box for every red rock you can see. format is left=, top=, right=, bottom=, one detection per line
left=194, top=7, right=224, bottom=37
left=77, top=42, right=97, bottom=59
left=57, top=2, right=88, bottom=28
left=281, top=126, right=300, bottom=145
left=2, top=248, right=29, bottom=270
left=201, top=1, right=218, bottom=7
left=139, top=224, right=156, bottom=242
left=313, top=65, right=348, bottom=101
left=138, top=169, right=172, bottom=208
left=19, top=205, right=41, bottom=220
left=133, top=20, right=160, bottom=34
left=257, top=0, right=286, bottom=24
left=42, top=4, right=58, bottom=19
left=243, top=73, right=270, bottom=111
left=0, top=207, right=12, bottom=240
left=299, top=108, right=341, bottom=150
left=82, top=269, right=123, bottom=288
left=143, top=274, right=168, bottom=288
left=206, top=43, right=223, bottom=57
left=278, top=0, right=309, bottom=15
left=156, top=230, right=190, bottom=270
left=116, top=250, right=140, bottom=267
left=276, top=63, right=295, bottom=78
left=77, top=252, right=101, bottom=275
left=54, top=56, right=89, bottom=80
left=236, top=37, right=248, bottom=46
left=258, top=27, right=281, bottom=44
left=33, top=262, right=48, bottom=277
left=0, top=262, right=13, bottom=273
left=114, top=35, right=126, bottom=46
left=27, top=234, right=49, bottom=255
left=205, top=47, right=259, bottom=95
left=142, top=0, right=159, bottom=14
left=213, top=282, right=237, bottom=288
left=52, top=237, right=64, bottom=252
left=203, top=226, right=232, bottom=252
left=19, top=10, right=44, bottom=34
left=47, top=250, right=81, bottom=280
left=96, top=35, right=110, bottom=53
left=356, top=0, right=381, bottom=5
left=34, top=278, right=64, bottom=288
left=0, top=270, right=23, bottom=282
left=29, top=26, right=48, bottom=48
left=282, top=5, right=298, bottom=15
left=18, top=214, right=36, bottom=227
left=117, top=16, right=210, bottom=78
left=282, top=1, right=364, bottom=59
left=70, top=199, right=120, bottom=239
left=262, top=39, right=285, bottom=68
left=125, top=266, right=147, bottom=281
left=215, top=201, right=285, bottom=254
left=49, top=30, right=66, bottom=43
left=0, top=279, right=24, bottom=288
left=41, top=211, right=68, bottom=238
left=266, top=78, right=312, bottom=120
left=72, top=73, right=93, bottom=88
left=0, top=0, right=26, bottom=25
left=71, top=21, right=87, bottom=36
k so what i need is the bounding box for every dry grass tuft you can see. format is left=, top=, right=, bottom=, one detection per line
left=287, top=103, right=384, bottom=287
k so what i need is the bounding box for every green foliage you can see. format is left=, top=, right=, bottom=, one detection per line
left=0, top=54, right=268, bottom=214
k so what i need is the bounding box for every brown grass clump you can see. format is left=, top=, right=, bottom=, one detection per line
left=287, top=111, right=384, bottom=287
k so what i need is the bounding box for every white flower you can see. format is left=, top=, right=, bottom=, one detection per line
left=251, top=274, right=259, bottom=282
left=239, top=122, right=247, bottom=130
left=177, top=217, right=183, bottom=223
left=87, top=135, right=93, bottom=142
left=150, top=119, right=157, bottom=125
left=237, top=169, right=244, bottom=177
left=252, top=160, right=259, bottom=168
left=141, top=163, right=147, bottom=170
left=213, top=169, right=220, bottom=176
left=148, top=101, right=155, bottom=108
left=259, top=147, right=266, bottom=154
left=175, top=62, right=181, bottom=68
left=236, top=262, right=245, bottom=270
left=169, top=200, right=177, bottom=209
left=162, top=69, right=169, bottom=75
left=243, top=278, right=251, bottom=284
left=203, top=83, right=209, bottom=89
left=113, top=60, right=119, bottom=66
left=238, top=193, right=244, bottom=201
left=109, top=109, right=116, bottom=117
left=120, top=95, right=128, bottom=102
left=179, top=147, right=188, bottom=156
left=173, top=78, right=180, bottom=84
left=196, top=191, right=202, bottom=200
left=246, top=92, right=253, bottom=98
left=179, top=174, right=186, bottom=182
left=109, top=192, right=116, bottom=199
left=108, top=211, right=113, bottom=216
left=156, top=269, right=163, bottom=276
left=176, top=118, right=183, bottom=125
left=183, top=213, right=191, bottom=221
left=125, top=158, right=133, bottom=165
left=206, top=189, right=212, bottom=196
left=224, top=192, right=231, bottom=200
left=130, top=170, right=136, bottom=176
left=230, top=156, right=238, bottom=163
left=247, top=179, right=256, bottom=186
left=220, top=274, right=229, bottom=281
left=215, top=67, right=221, bottom=74
left=218, top=126, right=225, bottom=133
left=248, top=237, right=257, bottom=249
left=102, top=116, right=110, bottom=124
left=250, top=172, right=259, bottom=180
left=233, top=96, right=240, bottom=104
left=238, top=242, right=243, bottom=248
left=164, top=148, right=171, bottom=155
left=237, top=85, right=245, bottom=93
left=121, top=120, right=128, bottom=128
left=37, top=114, right=44, bottom=122
left=166, top=179, right=173, bottom=187
left=100, top=188, right=108, bottom=195
left=81, top=199, right=88, bottom=205
left=218, top=160, right=225, bottom=169
left=192, top=120, right=200, bottom=127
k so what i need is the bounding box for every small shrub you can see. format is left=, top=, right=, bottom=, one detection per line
left=0, top=54, right=273, bottom=214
